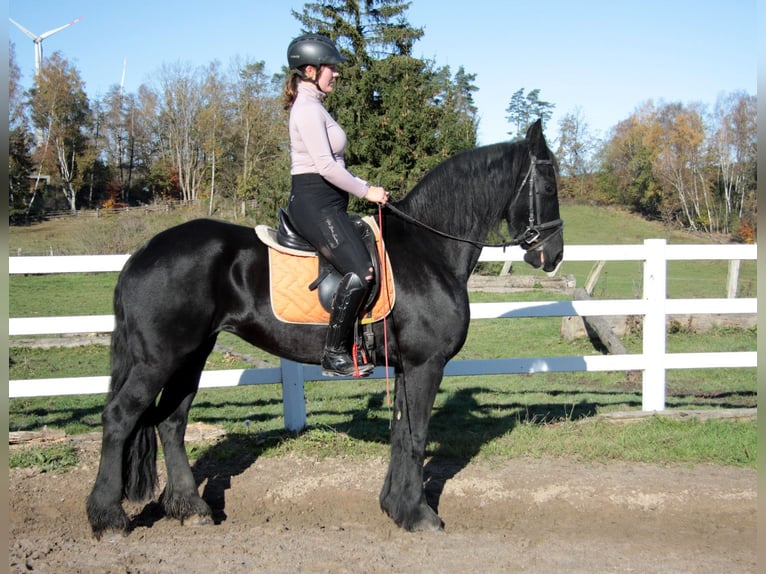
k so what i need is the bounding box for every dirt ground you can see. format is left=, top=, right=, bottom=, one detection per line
left=9, top=433, right=757, bottom=574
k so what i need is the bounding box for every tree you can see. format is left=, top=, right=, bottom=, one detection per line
left=198, top=60, right=228, bottom=214
left=710, top=91, right=756, bottom=233
left=96, top=83, right=144, bottom=205
left=654, top=102, right=708, bottom=231
left=9, top=41, right=35, bottom=221
left=598, top=104, right=663, bottom=218
left=28, top=51, right=92, bottom=213
left=228, top=58, right=286, bottom=212
left=505, top=88, right=554, bottom=139
left=555, top=107, right=599, bottom=198
left=291, top=0, right=478, bottom=197
left=156, top=62, right=206, bottom=202
left=596, top=95, right=756, bottom=235
left=130, top=84, right=168, bottom=202
left=9, top=41, right=27, bottom=132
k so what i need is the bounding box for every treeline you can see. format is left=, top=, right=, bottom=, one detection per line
left=8, top=1, right=756, bottom=240
left=8, top=1, right=479, bottom=226
left=555, top=94, right=756, bottom=239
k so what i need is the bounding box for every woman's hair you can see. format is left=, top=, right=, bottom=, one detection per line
left=283, top=71, right=303, bottom=110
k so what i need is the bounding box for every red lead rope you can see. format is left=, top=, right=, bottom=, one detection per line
left=378, top=204, right=391, bottom=407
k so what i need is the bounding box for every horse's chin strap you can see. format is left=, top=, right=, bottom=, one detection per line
left=384, top=153, right=563, bottom=252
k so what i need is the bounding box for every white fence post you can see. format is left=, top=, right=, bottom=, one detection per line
left=727, top=259, right=740, bottom=298
left=280, top=359, right=307, bottom=431
left=642, top=239, right=667, bottom=411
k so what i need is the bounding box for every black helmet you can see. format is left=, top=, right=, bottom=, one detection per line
left=287, top=34, right=347, bottom=70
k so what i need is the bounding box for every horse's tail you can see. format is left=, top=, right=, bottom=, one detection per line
left=108, top=280, right=158, bottom=503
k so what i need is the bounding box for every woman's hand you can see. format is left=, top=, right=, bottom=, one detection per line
left=365, top=185, right=389, bottom=205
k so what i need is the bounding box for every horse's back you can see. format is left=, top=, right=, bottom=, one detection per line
left=127, top=218, right=256, bottom=267
left=115, top=219, right=263, bottom=342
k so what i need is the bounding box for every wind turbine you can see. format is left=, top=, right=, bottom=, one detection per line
left=9, top=16, right=83, bottom=77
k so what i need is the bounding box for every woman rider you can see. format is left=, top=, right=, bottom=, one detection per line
left=283, top=34, right=389, bottom=377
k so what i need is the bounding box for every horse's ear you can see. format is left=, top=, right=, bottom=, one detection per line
left=525, top=119, right=547, bottom=156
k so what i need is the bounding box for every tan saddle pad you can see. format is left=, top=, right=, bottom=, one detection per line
left=255, top=216, right=395, bottom=325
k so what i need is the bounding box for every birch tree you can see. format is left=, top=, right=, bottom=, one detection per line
left=710, top=91, right=756, bottom=232
left=157, top=62, right=206, bottom=202
left=556, top=107, right=599, bottom=198
left=28, top=51, right=91, bottom=212
left=654, top=103, right=708, bottom=230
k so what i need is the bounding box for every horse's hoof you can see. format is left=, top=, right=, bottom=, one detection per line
left=182, top=514, right=214, bottom=527
left=411, top=519, right=444, bottom=532
left=406, top=503, right=444, bottom=532
left=410, top=515, right=444, bottom=532
left=95, top=528, right=127, bottom=542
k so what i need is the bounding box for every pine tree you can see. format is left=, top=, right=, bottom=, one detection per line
left=505, top=88, right=554, bottom=139
left=291, top=0, right=478, bottom=197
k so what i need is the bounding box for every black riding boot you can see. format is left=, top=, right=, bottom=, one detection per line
left=321, top=272, right=374, bottom=377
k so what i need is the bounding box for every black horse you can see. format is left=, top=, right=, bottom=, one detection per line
left=86, top=120, right=564, bottom=539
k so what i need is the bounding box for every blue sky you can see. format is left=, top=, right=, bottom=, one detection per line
left=8, top=0, right=757, bottom=145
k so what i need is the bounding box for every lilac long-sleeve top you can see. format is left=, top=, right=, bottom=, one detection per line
left=289, top=82, right=370, bottom=198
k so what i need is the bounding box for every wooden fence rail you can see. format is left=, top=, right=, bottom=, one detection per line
left=9, top=240, right=757, bottom=431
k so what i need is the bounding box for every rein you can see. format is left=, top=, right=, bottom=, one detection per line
left=384, top=154, right=563, bottom=252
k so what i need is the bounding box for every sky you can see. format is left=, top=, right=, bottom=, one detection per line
left=7, top=0, right=757, bottom=146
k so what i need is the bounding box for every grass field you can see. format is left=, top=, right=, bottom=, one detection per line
left=8, top=204, right=757, bottom=470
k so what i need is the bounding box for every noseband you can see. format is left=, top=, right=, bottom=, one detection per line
left=385, top=153, right=563, bottom=251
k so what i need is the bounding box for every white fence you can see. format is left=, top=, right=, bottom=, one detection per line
left=9, top=239, right=757, bottom=431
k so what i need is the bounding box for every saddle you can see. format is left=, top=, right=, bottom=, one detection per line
left=254, top=209, right=395, bottom=326
left=275, top=208, right=382, bottom=313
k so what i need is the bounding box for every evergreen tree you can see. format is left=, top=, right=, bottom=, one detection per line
left=505, top=88, right=554, bottom=139
left=9, top=41, right=35, bottom=221
left=291, top=0, right=478, bottom=198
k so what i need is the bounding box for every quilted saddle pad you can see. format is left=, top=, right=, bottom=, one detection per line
left=255, top=216, right=395, bottom=325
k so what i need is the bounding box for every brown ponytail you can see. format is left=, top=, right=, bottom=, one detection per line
left=283, top=71, right=302, bottom=110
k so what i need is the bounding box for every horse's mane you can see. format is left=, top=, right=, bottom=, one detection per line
left=394, top=139, right=530, bottom=240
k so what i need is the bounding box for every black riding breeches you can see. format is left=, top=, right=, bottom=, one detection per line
left=287, top=174, right=374, bottom=282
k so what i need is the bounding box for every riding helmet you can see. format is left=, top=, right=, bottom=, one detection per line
left=287, top=34, right=347, bottom=70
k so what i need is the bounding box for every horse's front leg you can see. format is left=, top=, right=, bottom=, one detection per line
left=379, top=364, right=444, bottom=531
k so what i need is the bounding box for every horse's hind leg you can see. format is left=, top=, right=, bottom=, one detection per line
left=155, top=345, right=215, bottom=526
left=86, top=364, right=163, bottom=540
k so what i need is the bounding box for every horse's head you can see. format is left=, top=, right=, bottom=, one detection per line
left=507, top=120, right=564, bottom=273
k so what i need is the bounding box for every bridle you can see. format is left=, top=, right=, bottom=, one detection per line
left=384, top=153, right=564, bottom=251
left=512, top=155, right=564, bottom=251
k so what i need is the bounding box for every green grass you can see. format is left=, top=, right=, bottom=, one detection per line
left=9, top=273, right=118, bottom=317
left=10, top=205, right=757, bottom=312
left=8, top=443, right=80, bottom=473
left=8, top=204, right=757, bottom=471
left=11, top=371, right=754, bottom=471
left=502, top=204, right=758, bottom=299
left=9, top=332, right=757, bottom=469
